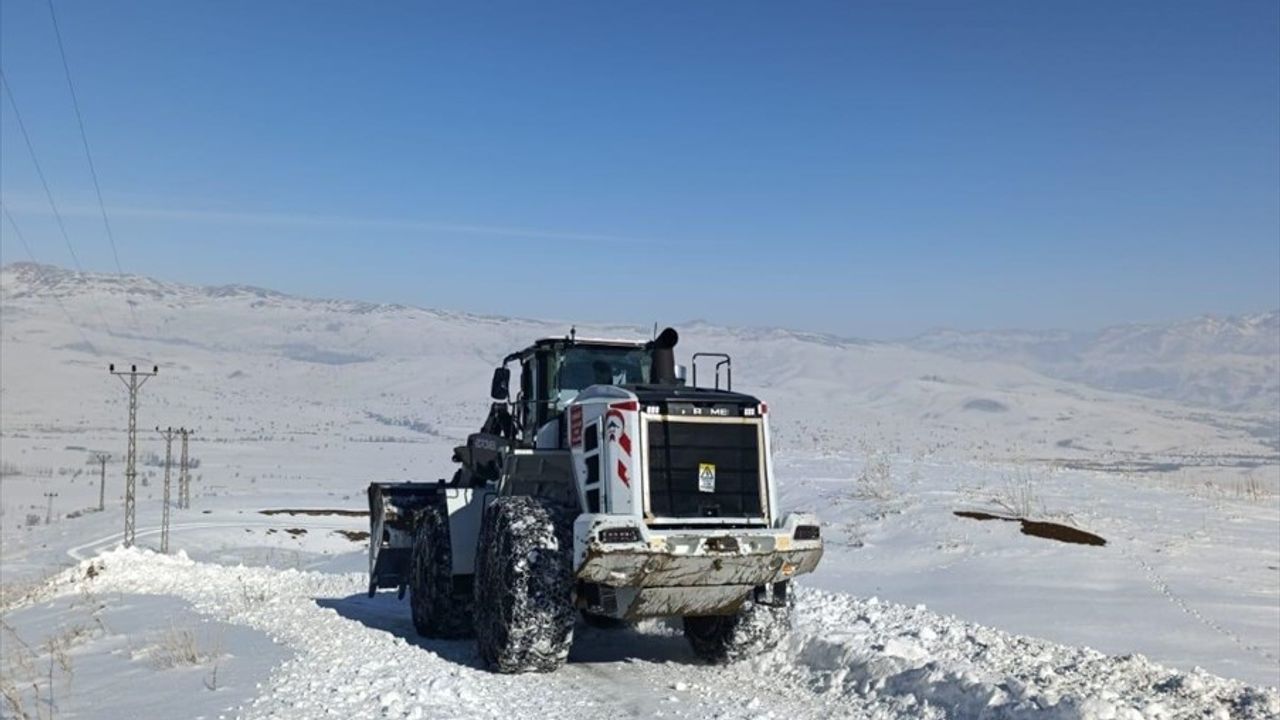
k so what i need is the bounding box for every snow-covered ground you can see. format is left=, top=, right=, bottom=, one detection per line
left=2, top=263, right=1278, bottom=718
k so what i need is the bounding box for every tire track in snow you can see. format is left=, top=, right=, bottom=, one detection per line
left=67, top=515, right=360, bottom=561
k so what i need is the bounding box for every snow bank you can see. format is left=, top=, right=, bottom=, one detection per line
left=756, top=588, right=1279, bottom=719
left=34, top=548, right=1278, bottom=720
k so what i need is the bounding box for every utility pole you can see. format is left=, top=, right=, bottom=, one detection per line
left=109, top=363, right=157, bottom=548
left=178, top=428, right=193, bottom=509
left=157, top=426, right=176, bottom=554
left=92, top=452, right=110, bottom=512
left=43, top=492, right=58, bottom=524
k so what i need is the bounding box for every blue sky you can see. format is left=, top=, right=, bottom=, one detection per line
left=2, top=1, right=1277, bottom=338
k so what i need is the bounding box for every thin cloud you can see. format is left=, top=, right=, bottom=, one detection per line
left=0, top=196, right=652, bottom=245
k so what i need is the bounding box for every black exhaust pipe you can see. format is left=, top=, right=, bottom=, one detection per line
left=650, top=327, right=679, bottom=384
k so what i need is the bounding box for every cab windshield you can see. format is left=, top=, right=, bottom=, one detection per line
left=555, top=346, right=651, bottom=392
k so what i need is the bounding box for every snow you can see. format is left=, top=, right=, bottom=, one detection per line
left=2, top=262, right=1278, bottom=717
left=1, top=590, right=289, bottom=719
left=781, top=455, right=1280, bottom=687
left=5, top=547, right=1275, bottom=719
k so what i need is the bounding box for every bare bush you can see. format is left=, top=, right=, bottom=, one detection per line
left=146, top=623, right=223, bottom=669
left=0, top=617, right=92, bottom=720
left=1236, top=472, right=1275, bottom=503
left=0, top=678, right=32, bottom=720
left=45, top=636, right=72, bottom=692
left=991, top=470, right=1044, bottom=518
left=853, top=449, right=894, bottom=501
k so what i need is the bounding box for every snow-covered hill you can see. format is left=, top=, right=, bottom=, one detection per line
left=910, top=312, right=1280, bottom=416
left=2, top=261, right=1275, bottom=472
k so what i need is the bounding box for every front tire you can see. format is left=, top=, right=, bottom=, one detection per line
left=408, top=503, right=472, bottom=638
left=682, top=589, right=794, bottom=663
left=473, top=496, right=575, bottom=673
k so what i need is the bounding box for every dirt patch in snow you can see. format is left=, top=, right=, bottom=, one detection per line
left=953, top=510, right=1107, bottom=547
left=333, top=529, right=370, bottom=543
left=259, top=508, right=368, bottom=517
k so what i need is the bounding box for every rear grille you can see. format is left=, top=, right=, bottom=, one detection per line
left=646, top=420, right=764, bottom=519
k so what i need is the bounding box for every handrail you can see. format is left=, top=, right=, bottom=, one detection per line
left=691, top=352, right=732, bottom=390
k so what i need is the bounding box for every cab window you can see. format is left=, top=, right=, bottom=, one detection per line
left=556, top=347, right=651, bottom=392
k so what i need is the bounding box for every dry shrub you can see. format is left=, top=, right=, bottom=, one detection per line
left=147, top=623, right=223, bottom=669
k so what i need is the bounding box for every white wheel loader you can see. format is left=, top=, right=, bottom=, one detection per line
left=367, top=327, right=823, bottom=673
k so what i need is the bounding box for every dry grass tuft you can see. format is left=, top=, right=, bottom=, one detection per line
left=146, top=623, right=224, bottom=670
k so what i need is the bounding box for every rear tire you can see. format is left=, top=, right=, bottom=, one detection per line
left=408, top=503, right=472, bottom=639
left=682, top=590, right=793, bottom=663
left=473, top=496, right=575, bottom=673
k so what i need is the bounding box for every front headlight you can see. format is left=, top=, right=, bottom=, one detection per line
left=793, top=525, right=820, bottom=540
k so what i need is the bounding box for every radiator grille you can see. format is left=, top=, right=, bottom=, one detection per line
left=646, top=420, right=764, bottom=519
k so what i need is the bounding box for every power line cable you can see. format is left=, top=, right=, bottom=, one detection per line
left=45, top=0, right=137, bottom=327
left=1, top=204, right=101, bottom=355
left=1, top=70, right=115, bottom=336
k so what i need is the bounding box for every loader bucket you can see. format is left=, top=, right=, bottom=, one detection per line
left=367, top=482, right=446, bottom=596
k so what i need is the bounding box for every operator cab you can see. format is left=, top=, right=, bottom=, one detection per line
left=491, top=335, right=659, bottom=445
left=487, top=327, right=726, bottom=449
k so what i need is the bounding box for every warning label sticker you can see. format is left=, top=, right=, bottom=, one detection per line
left=698, top=463, right=716, bottom=493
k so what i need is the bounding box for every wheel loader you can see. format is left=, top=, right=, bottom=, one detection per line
left=366, top=327, right=823, bottom=672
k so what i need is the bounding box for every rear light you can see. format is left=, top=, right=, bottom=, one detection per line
left=759, top=402, right=769, bottom=415
left=793, top=525, right=820, bottom=540
left=598, top=527, right=642, bottom=544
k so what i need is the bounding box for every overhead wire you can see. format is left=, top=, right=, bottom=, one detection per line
left=1, top=70, right=116, bottom=336
left=45, top=0, right=137, bottom=327
left=2, top=204, right=102, bottom=355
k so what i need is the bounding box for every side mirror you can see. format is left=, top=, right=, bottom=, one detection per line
left=490, top=367, right=510, bottom=401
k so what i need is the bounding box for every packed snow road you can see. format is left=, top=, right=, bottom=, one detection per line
left=24, top=547, right=1277, bottom=720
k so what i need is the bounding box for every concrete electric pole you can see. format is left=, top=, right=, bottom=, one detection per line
left=109, top=363, right=157, bottom=547
left=43, top=491, right=58, bottom=525
left=179, top=427, right=193, bottom=510
left=157, top=426, right=176, bottom=554
left=92, top=452, right=110, bottom=512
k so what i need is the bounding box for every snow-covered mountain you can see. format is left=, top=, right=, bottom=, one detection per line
left=910, top=312, right=1280, bottom=415
left=2, top=261, right=1275, bottom=469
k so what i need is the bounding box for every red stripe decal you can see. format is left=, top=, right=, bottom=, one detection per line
left=617, top=460, right=630, bottom=487
left=619, top=432, right=632, bottom=456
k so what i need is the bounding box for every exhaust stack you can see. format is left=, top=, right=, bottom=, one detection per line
left=650, top=327, right=679, bottom=384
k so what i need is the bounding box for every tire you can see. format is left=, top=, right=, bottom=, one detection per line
left=408, top=503, right=472, bottom=639
left=682, top=589, right=794, bottom=664
left=473, top=496, right=575, bottom=673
